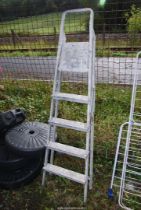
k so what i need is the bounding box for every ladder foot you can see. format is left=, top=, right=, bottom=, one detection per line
left=42, top=170, right=46, bottom=186
left=89, top=181, right=93, bottom=190
left=50, top=150, right=55, bottom=164
left=84, top=183, right=88, bottom=203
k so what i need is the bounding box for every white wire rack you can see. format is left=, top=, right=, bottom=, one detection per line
left=108, top=51, right=141, bottom=210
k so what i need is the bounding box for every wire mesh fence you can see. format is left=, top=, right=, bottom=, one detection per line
left=0, top=0, right=141, bottom=158
left=0, top=0, right=140, bottom=84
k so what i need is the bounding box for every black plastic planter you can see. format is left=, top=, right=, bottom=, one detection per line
left=5, top=122, right=52, bottom=157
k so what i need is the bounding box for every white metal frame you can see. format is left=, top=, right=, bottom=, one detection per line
left=109, top=51, right=141, bottom=209
left=42, top=8, right=96, bottom=203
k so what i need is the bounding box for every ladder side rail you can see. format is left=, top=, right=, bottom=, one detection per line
left=42, top=12, right=67, bottom=183
left=48, top=11, right=66, bottom=129
left=86, top=6, right=95, bottom=187
left=47, top=40, right=64, bottom=162
left=87, top=12, right=94, bottom=110
left=42, top=42, right=64, bottom=186
left=89, top=10, right=94, bottom=49
left=50, top=69, right=62, bottom=164
left=48, top=12, right=67, bottom=163
left=92, top=32, right=96, bottom=114
left=48, top=47, right=63, bottom=122
left=91, top=32, right=96, bottom=129
left=49, top=12, right=66, bottom=119
left=90, top=31, right=96, bottom=118
left=42, top=46, right=64, bottom=186
left=84, top=103, right=91, bottom=202
left=42, top=143, right=50, bottom=185
left=84, top=82, right=92, bottom=199
left=84, top=10, right=94, bottom=200
left=129, top=51, right=141, bottom=123
left=88, top=10, right=94, bottom=103
left=52, top=12, right=67, bottom=119
left=89, top=32, right=96, bottom=189
left=88, top=31, right=95, bottom=132
left=89, top=30, right=96, bottom=109
left=50, top=59, right=63, bottom=164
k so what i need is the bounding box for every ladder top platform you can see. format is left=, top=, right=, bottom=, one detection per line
left=59, top=42, right=89, bottom=72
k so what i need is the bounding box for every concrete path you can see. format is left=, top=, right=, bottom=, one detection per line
left=0, top=57, right=140, bottom=84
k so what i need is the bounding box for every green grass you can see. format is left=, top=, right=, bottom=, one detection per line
left=0, top=11, right=140, bottom=60
left=0, top=12, right=88, bottom=36
left=0, top=38, right=137, bottom=58
left=0, top=51, right=56, bottom=57
left=0, top=50, right=137, bottom=57
left=0, top=80, right=132, bottom=210
left=0, top=40, right=57, bottom=50
left=0, top=12, right=138, bottom=58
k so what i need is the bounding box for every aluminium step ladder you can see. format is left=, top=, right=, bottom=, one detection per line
left=108, top=52, right=141, bottom=209
left=42, top=8, right=96, bottom=203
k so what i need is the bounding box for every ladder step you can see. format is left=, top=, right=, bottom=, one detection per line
left=49, top=118, right=87, bottom=132
left=53, top=93, right=89, bottom=104
left=43, top=164, right=87, bottom=184
left=47, top=141, right=88, bottom=159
